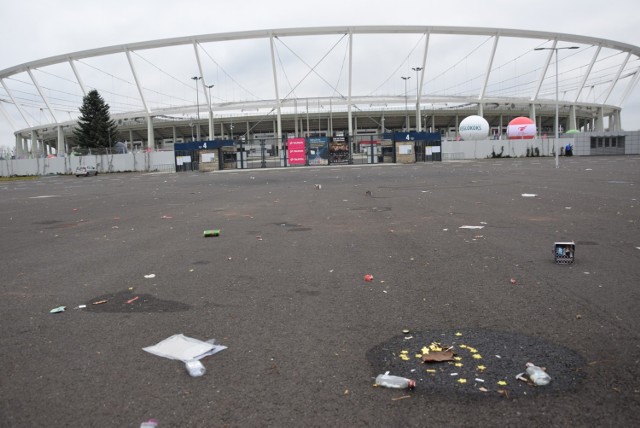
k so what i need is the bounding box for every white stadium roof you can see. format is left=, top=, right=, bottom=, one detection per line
left=1, top=25, right=639, bottom=150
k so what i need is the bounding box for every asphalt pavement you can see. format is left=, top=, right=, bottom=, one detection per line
left=1, top=156, right=639, bottom=427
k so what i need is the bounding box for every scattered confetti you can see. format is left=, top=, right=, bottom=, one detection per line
left=422, top=349, right=455, bottom=363
left=497, top=380, right=507, bottom=386
left=455, top=332, right=462, bottom=337
left=477, top=365, right=487, bottom=371
left=144, top=274, right=156, bottom=279
left=457, top=378, right=467, bottom=384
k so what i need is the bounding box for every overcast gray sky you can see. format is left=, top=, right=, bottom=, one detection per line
left=1, top=0, right=640, bottom=147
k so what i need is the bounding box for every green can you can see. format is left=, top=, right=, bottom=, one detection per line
left=203, top=229, right=220, bottom=237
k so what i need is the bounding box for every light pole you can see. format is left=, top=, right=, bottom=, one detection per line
left=412, top=67, right=423, bottom=132
left=206, top=84, right=214, bottom=140
left=401, top=76, right=411, bottom=132
left=534, top=46, right=579, bottom=168
left=191, top=76, right=202, bottom=141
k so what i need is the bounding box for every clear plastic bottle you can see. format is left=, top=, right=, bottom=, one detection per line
left=525, top=362, right=551, bottom=386
left=375, top=372, right=416, bottom=389
left=185, top=360, right=206, bottom=377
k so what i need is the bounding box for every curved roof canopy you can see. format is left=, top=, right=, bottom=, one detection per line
left=1, top=25, right=638, bottom=138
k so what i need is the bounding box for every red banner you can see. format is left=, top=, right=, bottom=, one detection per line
left=287, top=138, right=306, bottom=165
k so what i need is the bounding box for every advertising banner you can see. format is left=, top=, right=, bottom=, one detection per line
left=287, top=138, right=306, bottom=165
left=308, top=137, right=328, bottom=165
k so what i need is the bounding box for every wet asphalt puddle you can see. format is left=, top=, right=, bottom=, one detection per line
left=83, top=290, right=191, bottom=313
left=272, top=222, right=312, bottom=232
left=367, top=329, right=585, bottom=397
left=349, top=207, right=392, bottom=213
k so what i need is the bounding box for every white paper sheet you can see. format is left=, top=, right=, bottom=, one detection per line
left=143, top=334, right=226, bottom=362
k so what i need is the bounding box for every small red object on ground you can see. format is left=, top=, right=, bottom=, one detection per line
left=126, top=296, right=140, bottom=304
left=510, top=278, right=517, bottom=284
left=364, top=274, right=374, bottom=282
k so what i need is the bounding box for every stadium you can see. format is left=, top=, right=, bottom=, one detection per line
left=1, top=25, right=640, bottom=172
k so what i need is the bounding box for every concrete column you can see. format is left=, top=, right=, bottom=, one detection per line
left=354, top=115, right=358, bottom=146
left=22, top=137, right=28, bottom=156
left=15, top=134, right=22, bottom=156
left=529, top=104, right=536, bottom=122
left=147, top=117, right=155, bottom=150
left=57, top=126, right=65, bottom=155
left=30, top=132, right=38, bottom=157
left=455, top=115, right=459, bottom=139
left=595, top=108, right=604, bottom=131
left=431, top=115, right=435, bottom=133
left=613, top=110, right=622, bottom=131
left=568, top=105, right=577, bottom=131
left=478, top=103, right=484, bottom=117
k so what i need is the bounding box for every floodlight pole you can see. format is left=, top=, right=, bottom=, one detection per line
left=412, top=67, right=423, bottom=132
left=534, top=46, right=579, bottom=168
left=191, top=76, right=202, bottom=141
left=206, top=84, right=214, bottom=140
left=401, top=76, right=411, bottom=132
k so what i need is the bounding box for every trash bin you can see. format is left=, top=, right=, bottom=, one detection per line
left=553, top=241, right=575, bottom=264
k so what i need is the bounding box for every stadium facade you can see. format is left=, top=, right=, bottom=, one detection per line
left=1, top=26, right=639, bottom=158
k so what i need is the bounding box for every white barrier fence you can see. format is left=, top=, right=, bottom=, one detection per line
left=0, top=151, right=176, bottom=177
left=0, top=138, right=570, bottom=177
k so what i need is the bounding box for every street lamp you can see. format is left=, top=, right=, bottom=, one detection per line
left=534, top=46, right=579, bottom=168
left=205, top=84, right=214, bottom=140
left=191, top=76, right=202, bottom=141
left=401, top=76, right=411, bottom=132
left=412, top=67, right=423, bottom=132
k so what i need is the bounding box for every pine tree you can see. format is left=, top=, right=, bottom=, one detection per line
left=73, top=89, right=119, bottom=151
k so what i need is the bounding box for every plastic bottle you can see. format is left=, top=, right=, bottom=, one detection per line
left=525, top=362, right=551, bottom=386
left=185, top=360, right=206, bottom=377
left=375, top=372, right=415, bottom=389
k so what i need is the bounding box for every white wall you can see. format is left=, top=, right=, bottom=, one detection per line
left=442, top=138, right=566, bottom=159
left=0, top=151, right=175, bottom=177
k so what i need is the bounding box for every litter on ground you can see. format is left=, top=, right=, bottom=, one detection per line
left=143, top=334, right=226, bottom=362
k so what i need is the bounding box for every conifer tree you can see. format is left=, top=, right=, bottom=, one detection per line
left=73, top=89, right=119, bottom=150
